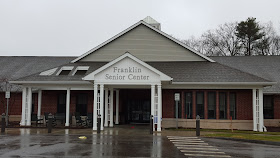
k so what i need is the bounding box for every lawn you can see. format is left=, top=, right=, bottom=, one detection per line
left=165, top=128, right=280, bottom=142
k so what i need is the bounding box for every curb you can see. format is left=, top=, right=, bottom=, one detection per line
left=208, top=137, right=280, bottom=146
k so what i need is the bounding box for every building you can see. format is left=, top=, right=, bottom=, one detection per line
left=1, top=17, right=279, bottom=132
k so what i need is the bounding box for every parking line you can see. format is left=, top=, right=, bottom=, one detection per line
left=180, top=150, right=225, bottom=154
left=176, top=147, right=219, bottom=150
left=184, top=153, right=231, bottom=157
left=171, top=140, right=204, bottom=143
left=174, top=143, right=209, bottom=145
left=167, top=136, right=198, bottom=138
left=177, top=145, right=214, bottom=148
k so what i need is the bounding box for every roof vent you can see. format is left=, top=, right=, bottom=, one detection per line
left=143, top=16, right=161, bottom=30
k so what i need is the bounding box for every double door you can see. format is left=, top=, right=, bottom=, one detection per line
left=127, top=100, right=151, bottom=123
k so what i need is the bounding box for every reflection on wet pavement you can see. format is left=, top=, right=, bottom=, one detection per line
left=0, top=126, right=185, bottom=157
left=1, top=126, right=280, bottom=157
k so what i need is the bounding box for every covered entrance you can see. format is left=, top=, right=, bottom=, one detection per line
left=83, top=53, right=173, bottom=131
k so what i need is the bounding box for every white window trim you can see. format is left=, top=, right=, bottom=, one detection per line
left=72, top=66, right=89, bottom=76
left=56, top=66, right=74, bottom=76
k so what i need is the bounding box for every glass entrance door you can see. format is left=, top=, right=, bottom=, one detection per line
left=127, top=100, right=151, bottom=123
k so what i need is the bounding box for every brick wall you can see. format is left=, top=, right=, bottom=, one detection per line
left=162, top=89, right=253, bottom=120
left=0, top=92, right=22, bottom=115
left=274, top=94, right=280, bottom=119
left=236, top=90, right=252, bottom=120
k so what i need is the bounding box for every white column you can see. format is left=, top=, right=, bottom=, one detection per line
left=93, top=84, right=98, bottom=130
left=253, top=88, right=257, bottom=131
left=20, top=87, right=27, bottom=126
left=157, top=84, right=162, bottom=132
left=259, top=88, right=264, bottom=132
left=104, top=88, right=109, bottom=127
left=151, top=85, right=155, bottom=131
left=116, top=90, right=119, bottom=124
left=100, top=84, right=104, bottom=130
left=37, top=90, right=42, bottom=119
left=109, top=88, right=114, bottom=127
left=26, top=87, right=32, bottom=126
left=65, top=88, right=70, bottom=127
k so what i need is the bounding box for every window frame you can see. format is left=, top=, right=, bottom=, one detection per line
left=219, top=92, right=227, bottom=119
left=185, top=92, right=192, bottom=119
left=207, top=92, right=216, bottom=119
left=196, top=91, right=204, bottom=119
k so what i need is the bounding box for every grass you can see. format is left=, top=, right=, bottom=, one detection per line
left=165, top=128, right=280, bottom=142
left=205, top=133, right=280, bottom=142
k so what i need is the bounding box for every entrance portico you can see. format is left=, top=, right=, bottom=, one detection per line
left=83, top=53, right=172, bottom=131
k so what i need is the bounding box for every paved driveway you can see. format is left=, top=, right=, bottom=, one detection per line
left=0, top=127, right=280, bottom=157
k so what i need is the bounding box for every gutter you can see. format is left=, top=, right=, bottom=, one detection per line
left=9, top=81, right=92, bottom=85
left=172, top=82, right=277, bottom=86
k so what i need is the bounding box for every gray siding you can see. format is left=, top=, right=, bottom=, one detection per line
left=80, top=25, right=206, bottom=62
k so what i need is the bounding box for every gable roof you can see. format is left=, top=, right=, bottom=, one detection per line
left=211, top=56, right=280, bottom=93
left=83, top=52, right=173, bottom=81
left=71, top=20, right=215, bottom=63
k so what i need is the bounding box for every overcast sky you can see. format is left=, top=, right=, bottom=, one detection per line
left=1, top=0, right=280, bottom=56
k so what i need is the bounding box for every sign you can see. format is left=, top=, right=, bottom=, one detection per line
left=5, top=91, right=10, bottom=99
left=174, top=93, right=180, bottom=101
left=94, top=57, right=160, bottom=83
left=105, top=66, right=150, bottom=81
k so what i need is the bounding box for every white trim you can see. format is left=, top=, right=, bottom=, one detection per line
left=37, top=90, right=42, bottom=119
left=65, top=88, right=70, bottom=127
left=172, top=82, right=276, bottom=86
left=71, top=20, right=214, bottom=63
left=83, top=52, right=172, bottom=81
left=71, top=66, right=89, bottom=76
left=9, top=81, right=92, bottom=84
left=115, top=90, right=119, bottom=125
left=56, top=66, right=74, bottom=76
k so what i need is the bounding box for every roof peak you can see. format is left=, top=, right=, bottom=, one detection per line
left=143, top=16, right=159, bottom=24
left=142, top=16, right=161, bottom=30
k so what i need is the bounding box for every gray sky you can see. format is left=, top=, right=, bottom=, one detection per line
left=1, top=0, right=280, bottom=56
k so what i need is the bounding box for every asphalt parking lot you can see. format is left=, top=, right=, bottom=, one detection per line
left=0, top=127, right=280, bottom=158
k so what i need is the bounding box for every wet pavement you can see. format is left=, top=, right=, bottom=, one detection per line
left=0, top=126, right=280, bottom=157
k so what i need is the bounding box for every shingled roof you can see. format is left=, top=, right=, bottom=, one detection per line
left=0, top=56, right=75, bottom=91
left=211, top=56, right=280, bottom=93
left=13, top=60, right=271, bottom=84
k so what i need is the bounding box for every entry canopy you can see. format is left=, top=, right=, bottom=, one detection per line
left=83, top=52, right=173, bottom=85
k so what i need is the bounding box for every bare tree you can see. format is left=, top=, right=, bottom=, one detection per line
left=199, top=22, right=242, bottom=56
left=257, top=22, right=280, bottom=55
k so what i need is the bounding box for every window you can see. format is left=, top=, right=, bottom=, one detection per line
left=72, top=66, right=89, bottom=76
left=219, top=92, right=227, bottom=119
left=264, top=95, right=274, bottom=119
left=59, top=70, right=71, bottom=75
left=56, top=66, right=74, bottom=76
left=196, top=92, right=204, bottom=119
left=185, top=92, right=192, bottom=119
left=174, top=93, right=182, bottom=118
left=76, top=93, right=88, bottom=116
left=229, top=93, right=236, bottom=119
left=57, top=93, right=66, bottom=113
left=75, top=70, right=87, bottom=75
left=208, top=92, right=216, bottom=119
